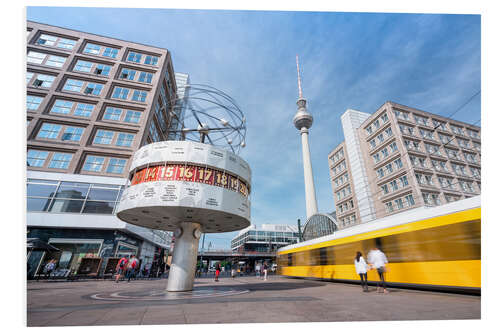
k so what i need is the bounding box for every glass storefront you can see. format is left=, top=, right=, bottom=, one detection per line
left=27, top=179, right=123, bottom=215
left=37, top=239, right=102, bottom=277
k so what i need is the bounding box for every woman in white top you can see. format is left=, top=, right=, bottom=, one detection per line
left=354, top=251, right=369, bottom=292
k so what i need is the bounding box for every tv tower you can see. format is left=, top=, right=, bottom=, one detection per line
left=293, top=55, right=318, bottom=219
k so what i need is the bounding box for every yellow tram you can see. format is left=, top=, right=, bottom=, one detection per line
left=277, top=196, right=480, bottom=293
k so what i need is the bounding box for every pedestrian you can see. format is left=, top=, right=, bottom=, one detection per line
left=354, top=251, right=369, bottom=292
left=367, top=246, right=389, bottom=294
left=255, top=263, right=261, bottom=278
left=263, top=262, right=268, bottom=281
left=115, top=256, right=128, bottom=283
left=215, top=263, right=221, bottom=282
left=43, top=259, right=56, bottom=279
left=231, top=267, right=236, bottom=278
left=126, top=255, right=138, bottom=282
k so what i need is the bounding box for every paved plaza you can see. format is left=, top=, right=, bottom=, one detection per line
left=27, top=275, right=480, bottom=326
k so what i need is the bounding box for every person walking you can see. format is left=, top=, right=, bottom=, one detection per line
left=354, top=252, right=369, bottom=292
left=215, top=263, right=221, bottom=282
left=115, top=256, right=128, bottom=283
left=263, top=262, right=268, bottom=281
left=126, top=255, right=138, bottom=282
left=367, top=246, right=389, bottom=294
left=43, top=259, right=56, bottom=279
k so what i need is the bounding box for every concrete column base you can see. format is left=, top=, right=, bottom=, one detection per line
left=167, top=222, right=201, bottom=292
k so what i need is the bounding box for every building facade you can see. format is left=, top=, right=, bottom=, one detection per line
left=26, top=21, right=182, bottom=278
left=231, top=224, right=300, bottom=253
left=328, top=101, right=481, bottom=229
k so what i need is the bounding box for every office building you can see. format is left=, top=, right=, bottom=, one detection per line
left=329, top=101, right=481, bottom=229
left=26, top=21, right=182, bottom=278
left=231, top=224, right=300, bottom=253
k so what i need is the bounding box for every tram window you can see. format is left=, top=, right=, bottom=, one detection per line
left=287, top=253, right=293, bottom=266
left=295, top=251, right=309, bottom=266
left=332, top=242, right=361, bottom=265
left=319, top=247, right=328, bottom=265
left=309, top=248, right=321, bottom=265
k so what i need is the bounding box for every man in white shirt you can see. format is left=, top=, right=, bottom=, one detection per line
left=367, top=247, right=389, bottom=294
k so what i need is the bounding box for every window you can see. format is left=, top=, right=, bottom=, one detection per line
left=50, top=100, right=73, bottom=114
left=389, top=142, right=398, bottom=153
left=418, top=157, right=426, bottom=168
left=37, top=123, right=62, bottom=139
left=84, top=83, right=103, bottom=96
left=467, top=129, right=479, bottom=139
left=381, top=147, right=389, bottom=158
left=61, top=126, right=84, bottom=142
left=74, top=103, right=94, bottom=117
left=366, top=126, right=372, bottom=135
left=83, top=43, right=101, bottom=55
left=131, top=90, right=147, bottom=102
left=27, top=95, right=43, bottom=111
left=48, top=153, right=72, bottom=169
left=116, top=133, right=134, bottom=147
left=373, top=153, right=380, bottom=163
left=124, top=110, right=141, bottom=124
left=381, top=184, right=389, bottom=195
left=94, top=130, right=114, bottom=145
left=138, top=72, right=153, bottom=83
left=27, top=51, right=46, bottom=64
left=419, top=128, right=433, bottom=140
left=385, top=127, right=393, bottom=137
left=438, top=133, right=451, bottom=144
left=445, top=148, right=460, bottom=160
left=400, top=175, right=409, bottom=187
left=27, top=72, right=34, bottom=84
left=439, top=161, right=449, bottom=172
left=83, top=155, right=105, bottom=172
left=37, top=34, right=76, bottom=50
left=385, top=202, right=394, bottom=213
left=57, top=38, right=76, bottom=50
left=106, top=158, right=127, bottom=174
left=377, top=133, right=384, bottom=144
left=394, top=158, right=403, bottom=169
left=373, top=119, right=380, bottom=129
left=74, top=60, right=93, bottom=73
left=120, top=68, right=136, bottom=80
left=45, top=55, right=66, bottom=68
left=390, top=180, right=398, bottom=191
left=144, top=55, right=158, bottom=65
left=432, top=119, right=446, bottom=130
left=394, top=110, right=410, bottom=120
left=405, top=194, right=415, bottom=206
left=395, top=198, right=404, bottom=209
left=424, top=174, right=433, bottom=185
left=102, top=47, right=119, bottom=58
left=127, top=52, right=142, bottom=63
left=414, top=115, right=429, bottom=126
left=381, top=113, right=388, bottom=123
left=369, top=139, right=376, bottom=149
left=377, top=168, right=384, bottom=178
left=63, top=79, right=84, bottom=92
left=93, top=64, right=110, bottom=76
left=27, top=150, right=49, bottom=167
left=32, top=74, right=55, bottom=88
left=112, top=87, right=130, bottom=100
left=103, top=107, right=123, bottom=121
left=36, top=34, right=57, bottom=47
left=385, top=163, right=393, bottom=174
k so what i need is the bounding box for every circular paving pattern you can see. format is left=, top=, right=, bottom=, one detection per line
left=90, top=286, right=250, bottom=302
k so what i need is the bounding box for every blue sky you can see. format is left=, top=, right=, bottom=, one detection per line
left=27, top=7, right=481, bottom=249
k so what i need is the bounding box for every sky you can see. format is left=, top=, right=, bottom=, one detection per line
left=26, top=7, right=481, bottom=250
